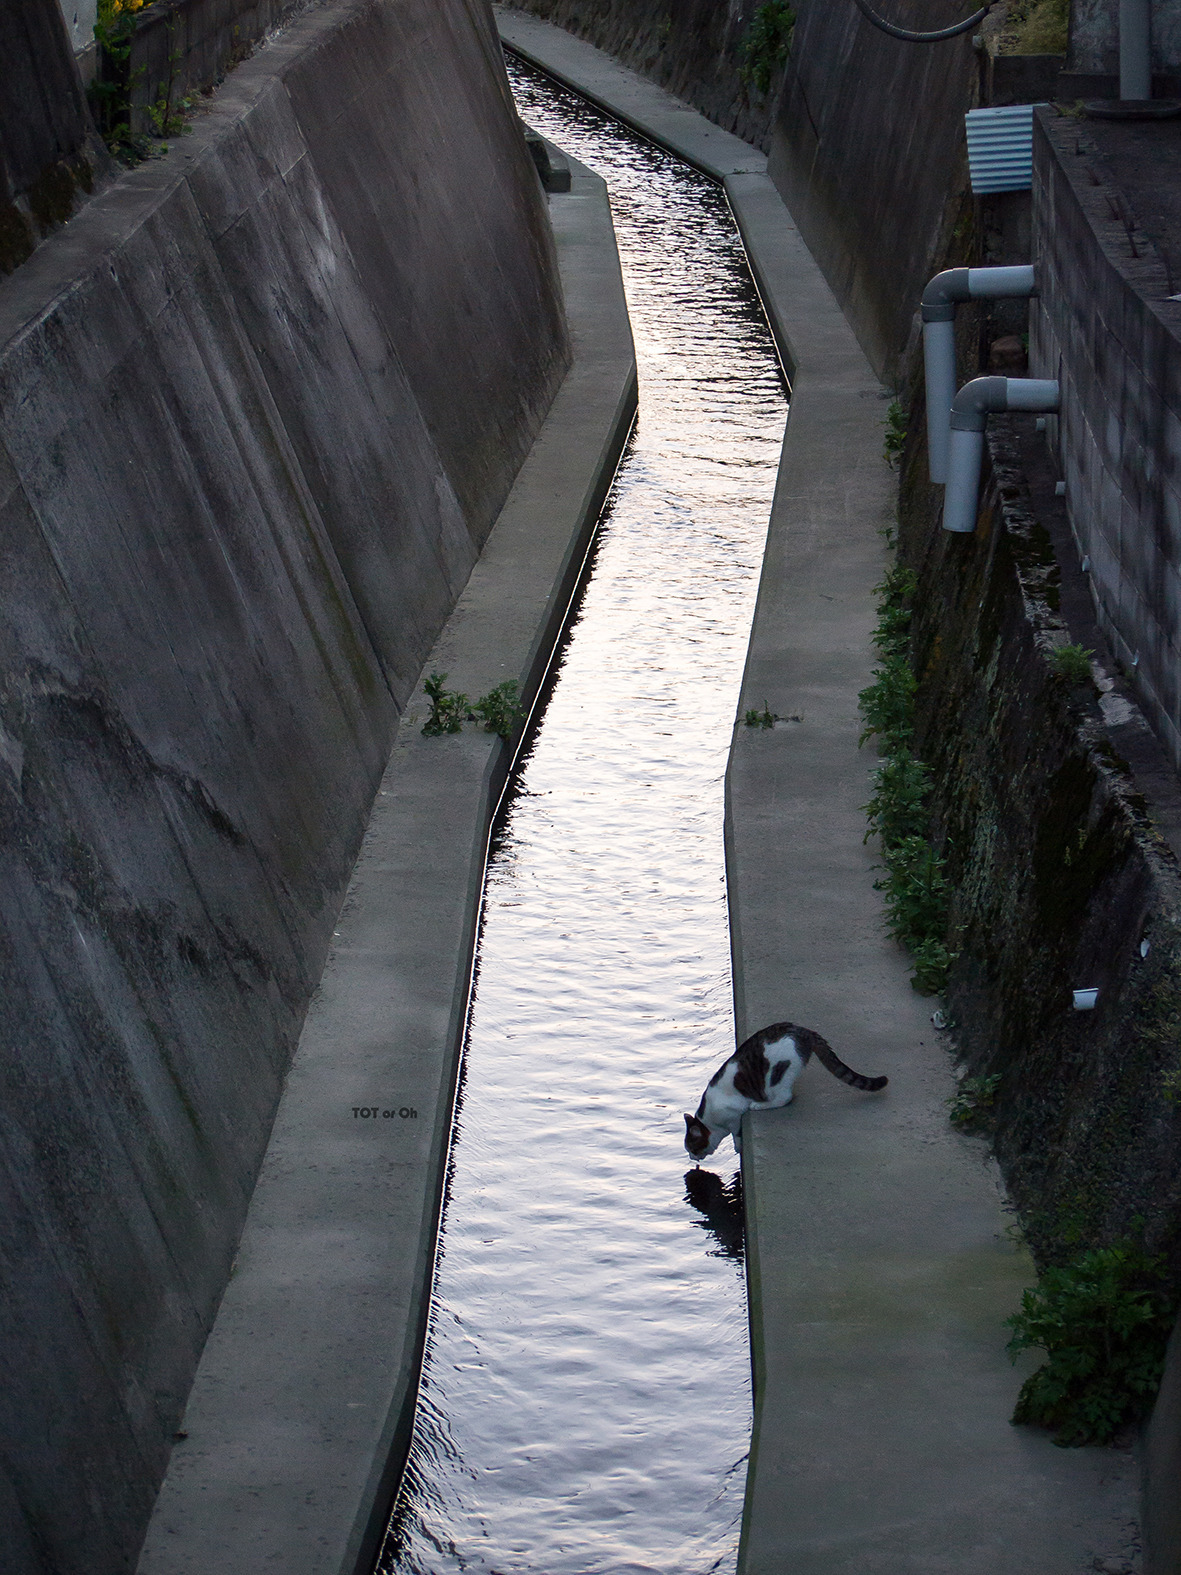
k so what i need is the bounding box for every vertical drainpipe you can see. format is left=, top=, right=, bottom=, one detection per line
left=922, top=265, right=1038, bottom=483
left=943, top=375, right=1059, bottom=533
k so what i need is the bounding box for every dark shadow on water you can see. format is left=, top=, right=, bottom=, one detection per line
left=683, top=1168, right=744, bottom=1263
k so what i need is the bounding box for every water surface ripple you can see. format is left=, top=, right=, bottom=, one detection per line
left=377, top=60, right=788, bottom=1575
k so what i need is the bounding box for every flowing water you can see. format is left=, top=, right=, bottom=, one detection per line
left=376, top=58, right=788, bottom=1575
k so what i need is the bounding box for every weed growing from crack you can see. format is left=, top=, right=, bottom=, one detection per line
left=1050, top=642, right=1095, bottom=684
left=872, top=564, right=917, bottom=656
left=883, top=401, right=907, bottom=468
left=469, top=680, right=522, bottom=740
left=422, top=674, right=522, bottom=740
left=858, top=656, right=917, bottom=750
left=422, top=672, right=469, bottom=736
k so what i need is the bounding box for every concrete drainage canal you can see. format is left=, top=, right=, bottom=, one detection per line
left=375, top=59, right=788, bottom=1575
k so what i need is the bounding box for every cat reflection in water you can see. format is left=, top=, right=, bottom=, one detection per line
left=684, top=1021, right=887, bottom=1161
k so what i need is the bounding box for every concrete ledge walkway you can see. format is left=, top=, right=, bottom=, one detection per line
left=495, top=11, right=1142, bottom=1573
left=136, top=159, right=636, bottom=1575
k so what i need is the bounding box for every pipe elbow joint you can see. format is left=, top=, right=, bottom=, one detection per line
left=949, top=375, right=1058, bottom=431
left=921, top=267, right=970, bottom=322
left=949, top=376, right=1011, bottom=431
left=921, top=264, right=1038, bottom=322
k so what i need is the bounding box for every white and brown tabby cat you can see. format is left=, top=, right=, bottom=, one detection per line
left=684, top=1021, right=887, bottom=1160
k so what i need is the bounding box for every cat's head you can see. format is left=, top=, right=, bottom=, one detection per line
left=684, top=1112, right=718, bottom=1160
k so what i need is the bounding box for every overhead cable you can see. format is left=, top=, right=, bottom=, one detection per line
left=849, top=0, right=997, bottom=43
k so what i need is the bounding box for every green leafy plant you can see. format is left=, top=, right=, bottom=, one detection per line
left=1007, top=1241, right=1176, bottom=1446
left=874, top=833, right=951, bottom=950
left=858, top=656, right=916, bottom=750
left=90, top=0, right=148, bottom=158
left=949, top=1072, right=1002, bottom=1133
left=91, top=1, right=192, bottom=157
left=872, top=564, right=917, bottom=659
left=858, top=562, right=956, bottom=994
left=147, top=35, right=191, bottom=139
left=744, top=704, right=778, bottom=729
left=863, top=749, right=932, bottom=846
left=998, top=0, right=1068, bottom=55
left=1162, top=1067, right=1181, bottom=1106
left=740, top=2, right=795, bottom=94
left=910, top=936, right=957, bottom=996
left=470, top=680, right=522, bottom=739
left=422, top=672, right=469, bottom=736
left=1050, top=643, right=1094, bottom=684
left=883, top=400, right=907, bottom=468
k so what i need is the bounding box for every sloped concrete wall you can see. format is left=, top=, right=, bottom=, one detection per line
left=765, top=0, right=979, bottom=381
left=0, top=3, right=568, bottom=1572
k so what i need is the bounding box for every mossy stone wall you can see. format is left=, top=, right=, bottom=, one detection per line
left=900, top=416, right=1181, bottom=1271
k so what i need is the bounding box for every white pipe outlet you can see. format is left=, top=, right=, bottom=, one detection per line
left=921, top=264, right=1037, bottom=483
left=943, top=376, right=1059, bottom=533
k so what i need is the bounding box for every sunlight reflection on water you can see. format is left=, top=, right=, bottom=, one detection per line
left=376, top=58, right=788, bottom=1575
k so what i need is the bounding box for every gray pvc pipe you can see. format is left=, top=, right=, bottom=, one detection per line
left=943, top=376, right=1059, bottom=533
left=1121, top=0, right=1151, bottom=100
left=921, top=265, right=1037, bottom=483
left=923, top=319, right=958, bottom=483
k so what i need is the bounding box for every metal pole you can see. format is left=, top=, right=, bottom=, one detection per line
left=1120, top=0, right=1151, bottom=101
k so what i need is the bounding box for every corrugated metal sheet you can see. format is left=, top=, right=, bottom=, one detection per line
left=965, top=104, right=1040, bottom=193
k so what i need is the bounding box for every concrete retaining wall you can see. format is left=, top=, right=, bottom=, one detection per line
left=1069, top=0, right=1181, bottom=75
left=124, top=0, right=310, bottom=133
left=0, top=0, right=107, bottom=273
left=0, top=2, right=568, bottom=1571
left=1032, top=107, right=1181, bottom=774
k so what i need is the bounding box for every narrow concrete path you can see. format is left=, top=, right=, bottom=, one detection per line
left=495, top=12, right=1142, bottom=1574
left=136, top=157, right=636, bottom=1575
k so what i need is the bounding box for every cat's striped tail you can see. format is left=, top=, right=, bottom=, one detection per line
left=802, top=1028, right=888, bottom=1092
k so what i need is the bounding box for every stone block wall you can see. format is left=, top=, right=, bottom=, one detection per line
left=1031, top=107, right=1181, bottom=773
left=0, top=2, right=568, bottom=1570
left=901, top=418, right=1181, bottom=1273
